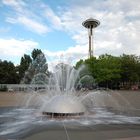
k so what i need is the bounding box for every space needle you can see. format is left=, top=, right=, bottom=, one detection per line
left=82, top=18, right=100, bottom=58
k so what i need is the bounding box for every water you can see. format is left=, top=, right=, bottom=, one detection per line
left=0, top=62, right=140, bottom=139
left=0, top=106, right=140, bottom=139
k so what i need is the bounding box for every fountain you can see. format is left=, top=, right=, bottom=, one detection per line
left=0, top=59, right=140, bottom=140
left=0, top=18, right=140, bottom=139
left=42, top=95, right=85, bottom=117
left=38, top=63, right=88, bottom=117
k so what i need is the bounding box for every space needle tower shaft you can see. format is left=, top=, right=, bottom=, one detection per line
left=82, top=18, right=100, bottom=58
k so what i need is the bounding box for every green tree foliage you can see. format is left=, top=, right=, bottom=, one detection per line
left=1, top=49, right=140, bottom=90
left=21, top=52, right=48, bottom=84
left=16, top=48, right=49, bottom=84
left=75, top=57, right=97, bottom=89
left=75, top=54, right=122, bottom=89
left=31, top=49, right=42, bottom=60
left=18, top=54, right=32, bottom=80
left=75, top=59, right=84, bottom=69
left=84, top=57, right=98, bottom=78
left=120, top=54, right=140, bottom=85
left=97, top=54, right=121, bottom=88
left=0, top=60, right=19, bottom=84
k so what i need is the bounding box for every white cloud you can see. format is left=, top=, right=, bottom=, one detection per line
left=6, top=17, right=17, bottom=24
left=44, top=44, right=88, bottom=66
left=3, top=0, right=49, bottom=35
left=40, top=0, right=140, bottom=67
left=41, top=0, right=140, bottom=70
left=42, top=4, right=62, bottom=30
left=6, top=16, right=48, bottom=35
left=17, top=16, right=48, bottom=34
left=2, top=0, right=26, bottom=12
left=44, top=45, right=87, bottom=58
left=1, top=0, right=140, bottom=65
left=56, top=0, right=140, bottom=57
left=0, top=38, right=38, bottom=61
left=44, top=44, right=88, bottom=70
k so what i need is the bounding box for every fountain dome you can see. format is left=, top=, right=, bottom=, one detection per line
left=42, top=95, right=86, bottom=116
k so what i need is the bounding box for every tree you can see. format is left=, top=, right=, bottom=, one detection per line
left=75, top=59, right=84, bottom=69
left=21, top=53, right=48, bottom=84
left=18, top=54, right=32, bottom=80
left=75, top=54, right=121, bottom=89
left=0, top=60, right=19, bottom=84
left=97, top=54, right=121, bottom=88
left=84, top=57, right=98, bottom=79
left=120, top=54, right=140, bottom=88
left=31, top=49, right=42, bottom=60
left=75, top=57, right=97, bottom=89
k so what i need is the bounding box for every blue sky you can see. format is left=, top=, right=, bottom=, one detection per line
left=0, top=0, right=140, bottom=67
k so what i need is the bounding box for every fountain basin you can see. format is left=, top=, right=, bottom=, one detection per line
left=42, top=95, right=85, bottom=117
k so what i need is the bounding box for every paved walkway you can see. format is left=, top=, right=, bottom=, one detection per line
left=112, top=136, right=140, bottom=140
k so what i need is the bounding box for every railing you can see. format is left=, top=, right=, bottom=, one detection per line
left=0, top=84, right=48, bottom=92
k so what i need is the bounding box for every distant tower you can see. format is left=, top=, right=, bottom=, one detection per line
left=82, top=18, right=100, bottom=58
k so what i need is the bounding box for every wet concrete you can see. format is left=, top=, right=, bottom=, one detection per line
left=23, top=127, right=140, bottom=140
left=0, top=90, right=140, bottom=140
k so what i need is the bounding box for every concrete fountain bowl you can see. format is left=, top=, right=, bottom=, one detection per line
left=42, top=95, right=86, bottom=117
